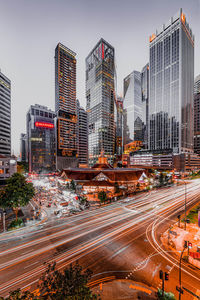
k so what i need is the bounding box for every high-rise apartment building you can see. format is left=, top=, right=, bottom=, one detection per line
left=27, top=104, right=56, bottom=173
left=20, top=133, right=27, bottom=162
left=194, top=75, right=200, bottom=95
left=141, top=63, right=149, bottom=148
left=148, top=9, right=194, bottom=153
left=55, top=43, right=78, bottom=170
left=0, top=70, right=11, bottom=156
left=86, top=38, right=115, bottom=166
left=123, top=71, right=143, bottom=147
left=77, top=100, right=88, bottom=166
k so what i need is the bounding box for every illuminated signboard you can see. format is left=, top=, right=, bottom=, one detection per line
left=31, top=137, right=42, bottom=142
left=35, top=122, right=54, bottom=129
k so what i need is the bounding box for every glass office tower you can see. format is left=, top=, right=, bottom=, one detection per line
left=149, top=9, right=194, bottom=153
left=77, top=100, right=88, bottom=166
left=86, top=38, right=115, bottom=166
left=115, top=96, right=123, bottom=156
left=0, top=71, right=11, bottom=156
left=141, top=63, right=149, bottom=149
left=55, top=43, right=78, bottom=170
left=123, top=71, right=143, bottom=146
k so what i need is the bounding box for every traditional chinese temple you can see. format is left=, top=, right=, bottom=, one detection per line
left=60, top=151, right=145, bottom=202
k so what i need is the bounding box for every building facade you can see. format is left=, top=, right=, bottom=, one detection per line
left=149, top=9, right=194, bottom=153
left=0, top=71, right=11, bottom=156
left=194, top=75, right=200, bottom=95
left=77, top=100, right=88, bottom=166
left=141, top=63, right=149, bottom=148
left=86, top=38, right=115, bottom=166
left=0, top=155, right=17, bottom=182
left=123, top=71, right=143, bottom=147
left=20, top=133, right=27, bottom=162
left=115, top=96, right=123, bottom=156
left=194, top=93, right=200, bottom=155
left=55, top=43, right=78, bottom=170
left=26, top=104, right=56, bottom=173
left=130, top=151, right=200, bottom=172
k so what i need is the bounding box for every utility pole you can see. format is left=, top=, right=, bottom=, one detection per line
left=178, top=241, right=187, bottom=300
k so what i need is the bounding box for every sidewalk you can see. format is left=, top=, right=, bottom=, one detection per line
left=161, top=222, right=200, bottom=269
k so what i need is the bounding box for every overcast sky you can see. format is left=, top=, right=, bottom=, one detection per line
left=0, top=0, right=199, bottom=155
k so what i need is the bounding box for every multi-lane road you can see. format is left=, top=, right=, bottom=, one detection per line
left=0, top=180, right=200, bottom=299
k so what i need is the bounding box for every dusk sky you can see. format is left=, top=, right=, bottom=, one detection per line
left=0, top=0, right=199, bottom=155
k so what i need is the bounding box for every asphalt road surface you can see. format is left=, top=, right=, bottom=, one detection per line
left=0, top=180, right=200, bottom=299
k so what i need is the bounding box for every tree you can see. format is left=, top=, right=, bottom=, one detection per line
left=159, top=172, right=164, bottom=186
left=70, top=180, right=76, bottom=191
left=2, top=263, right=99, bottom=300
left=0, top=173, right=35, bottom=221
left=114, top=182, right=120, bottom=194
left=17, top=162, right=29, bottom=174
left=38, top=262, right=99, bottom=299
left=98, top=190, right=107, bottom=205
left=2, top=289, right=37, bottom=300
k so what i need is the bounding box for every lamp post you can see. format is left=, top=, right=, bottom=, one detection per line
left=178, top=241, right=187, bottom=300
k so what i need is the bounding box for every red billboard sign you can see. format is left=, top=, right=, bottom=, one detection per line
left=35, top=122, right=54, bottom=129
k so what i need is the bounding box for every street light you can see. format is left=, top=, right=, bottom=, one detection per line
left=178, top=241, right=188, bottom=300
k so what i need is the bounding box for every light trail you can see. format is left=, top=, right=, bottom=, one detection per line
left=1, top=180, right=200, bottom=297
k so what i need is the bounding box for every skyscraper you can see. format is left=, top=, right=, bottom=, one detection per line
left=148, top=9, right=194, bottom=153
left=20, top=133, right=27, bottom=162
left=194, top=75, right=200, bottom=155
left=27, top=104, right=56, bottom=173
left=55, top=43, right=78, bottom=170
left=115, top=96, right=123, bottom=156
left=194, top=92, right=200, bottom=155
left=194, top=75, right=200, bottom=95
left=141, top=63, right=149, bottom=148
left=0, top=70, right=11, bottom=156
left=77, top=100, right=88, bottom=166
left=123, top=71, right=143, bottom=147
left=86, top=38, right=115, bottom=166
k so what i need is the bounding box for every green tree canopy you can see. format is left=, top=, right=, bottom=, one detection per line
left=0, top=173, right=35, bottom=220
left=1, top=262, right=99, bottom=300
left=98, top=190, right=107, bottom=204
left=70, top=180, right=76, bottom=191
left=37, top=262, right=98, bottom=299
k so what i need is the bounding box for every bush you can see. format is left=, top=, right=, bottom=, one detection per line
left=157, top=289, right=176, bottom=300
left=8, top=218, right=24, bottom=230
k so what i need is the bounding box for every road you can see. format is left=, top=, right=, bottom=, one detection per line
left=0, top=180, right=200, bottom=299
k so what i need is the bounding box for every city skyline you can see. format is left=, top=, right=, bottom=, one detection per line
left=0, top=0, right=199, bottom=155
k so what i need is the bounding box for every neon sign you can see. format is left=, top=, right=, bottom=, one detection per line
left=35, top=122, right=54, bottom=128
